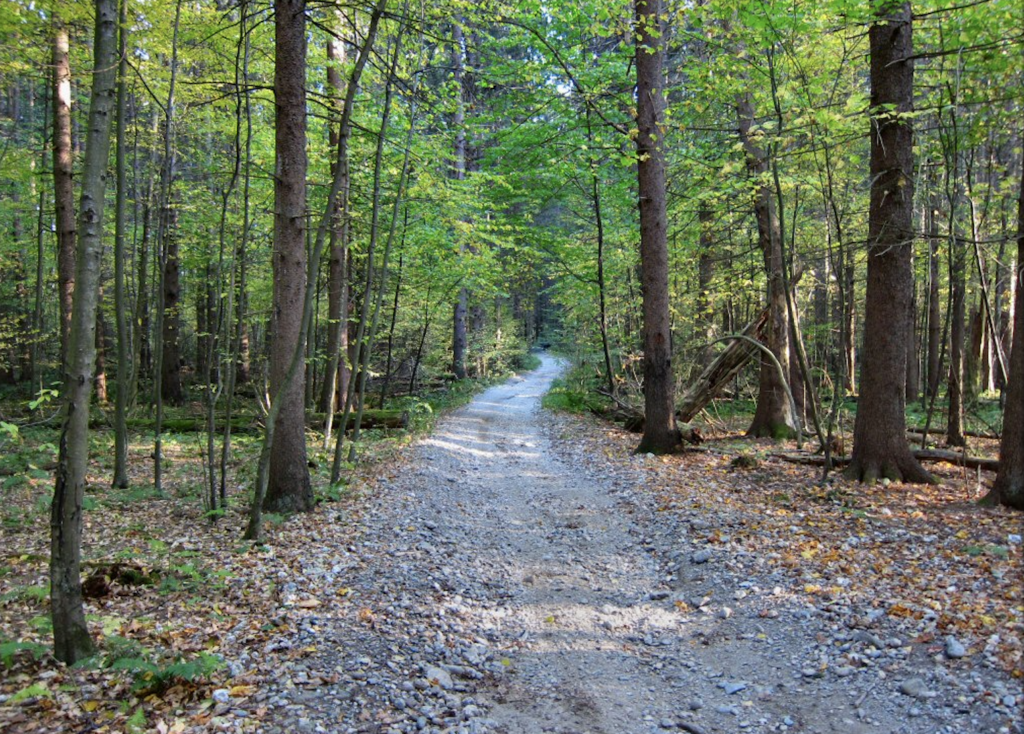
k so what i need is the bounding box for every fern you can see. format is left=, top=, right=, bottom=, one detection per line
left=0, top=639, right=48, bottom=668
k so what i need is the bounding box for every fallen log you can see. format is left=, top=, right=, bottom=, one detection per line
left=770, top=448, right=998, bottom=472
left=90, top=409, right=408, bottom=433
left=913, top=449, right=999, bottom=472
left=593, top=398, right=703, bottom=444
left=308, top=409, right=409, bottom=431
left=908, top=426, right=999, bottom=440
left=677, top=308, right=769, bottom=423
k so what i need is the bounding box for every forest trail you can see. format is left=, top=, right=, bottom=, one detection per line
left=259, top=356, right=1019, bottom=734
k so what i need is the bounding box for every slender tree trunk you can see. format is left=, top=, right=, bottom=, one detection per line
left=585, top=110, right=616, bottom=395
left=32, top=138, right=47, bottom=392
left=841, top=243, right=856, bottom=392
left=845, top=0, right=932, bottom=484
left=927, top=203, right=942, bottom=398
left=947, top=235, right=967, bottom=446
left=158, top=0, right=183, bottom=408
left=906, top=259, right=920, bottom=402
left=319, top=10, right=350, bottom=421
left=696, top=204, right=717, bottom=375
left=161, top=209, right=182, bottom=405
left=736, top=91, right=794, bottom=439
left=451, top=21, right=468, bottom=380
left=50, top=0, right=117, bottom=664
left=320, top=3, right=385, bottom=445
left=220, top=1, right=253, bottom=507
left=378, top=250, right=404, bottom=409
left=111, top=0, right=129, bottom=488
left=53, top=22, right=75, bottom=365
left=263, top=0, right=312, bottom=513
left=634, top=0, right=679, bottom=454
left=342, top=30, right=412, bottom=464
left=134, top=113, right=159, bottom=388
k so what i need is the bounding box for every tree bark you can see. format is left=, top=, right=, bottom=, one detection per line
left=736, top=92, right=794, bottom=439
left=926, top=203, right=942, bottom=398
left=263, top=0, right=312, bottom=513
left=695, top=204, right=717, bottom=375
left=947, top=235, right=967, bottom=446
left=50, top=0, right=117, bottom=664
left=319, top=8, right=350, bottom=419
left=52, top=22, right=75, bottom=365
left=983, top=169, right=1023, bottom=509
left=161, top=208, right=183, bottom=405
left=451, top=21, right=468, bottom=380
left=845, top=1, right=932, bottom=484
left=112, top=0, right=129, bottom=489
left=906, top=256, right=920, bottom=402
left=634, top=0, right=679, bottom=454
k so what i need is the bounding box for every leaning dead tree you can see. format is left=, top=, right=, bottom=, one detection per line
left=677, top=309, right=767, bottom=423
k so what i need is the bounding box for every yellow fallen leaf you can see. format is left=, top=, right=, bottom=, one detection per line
left=83, top=700, right=100, bottom=712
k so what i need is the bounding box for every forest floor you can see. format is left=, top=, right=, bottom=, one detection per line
left=1, top=355, right=1022, bottom=733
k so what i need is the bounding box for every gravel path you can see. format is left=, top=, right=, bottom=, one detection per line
left=256, top=356, right=1021, bottom=734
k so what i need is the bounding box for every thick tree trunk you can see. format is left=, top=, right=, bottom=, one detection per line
left=53, top=22, right=75, bottom=364
left=845, top=1, right=932, bottom=484
left=634, top=0, right=679, bottom=454
left=983, top=170, right=1023, bottom=509
left=263, top=0, right=312, bottom=513
left=50, top=0, right=117, bottom=664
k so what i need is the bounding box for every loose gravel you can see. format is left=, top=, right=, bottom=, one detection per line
left=251, top=356, right=1021, bottom=734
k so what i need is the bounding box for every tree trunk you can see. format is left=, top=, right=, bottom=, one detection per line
left=263, top=0, right=312, bottom=513
left=319, top=8, right=350, bottom=422
left=157, top=3, right=183, bottom=409
left=94, top=292, right=108, bottom=403
left=845, top=1, right=932, bottom=484
left=966, top=302, right=983, bottom=403
left=450, top=21, right=468, bottom=380
left=982, top=169, right=1023, bottom=509
left=111, top=0, right=129, bottom=489
left=695, top=204, right=717, bottom=375
left=52, top=21, right=75, bottom=365
left=927, top=204, right=942, bottom=398
left=50, top=0, right=117, bottom=665
left=906, top=273, right=920, bottom=402
left=947, top=235, right=967, bottom=446
left=736, top=93, right=794, bottom=439
left=161, top=209, right=183, bottom=405
left=634, top=0, right=679, bottom=454
left=841, top=243, right=856, bottom=392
